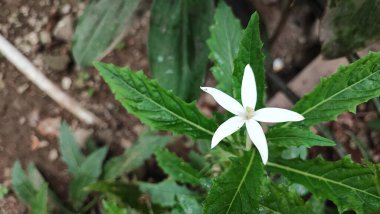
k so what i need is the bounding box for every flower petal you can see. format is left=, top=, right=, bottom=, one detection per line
left=246, top=119, right=268, bottom=164
left=201, top=87, right=244, bottom=116
left=253, top=107, right=305, bottom=123
left=241, top=64, right=257, bottom=110
left=211, top=116, right=245, bottom=149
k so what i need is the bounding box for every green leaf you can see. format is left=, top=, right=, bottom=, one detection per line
left=0, top=184, right=9, bottom=199
left=11, top=162, right=49, bottom=214
left=31, top=183, right=48, bottom=214
left=155, top=149, right=201, bottom=185
left=267, top=156, right=380, bottom=213
left=102, top=200, right=127, bottom=214
left=59, top=122, right=85, bottom=176
left=104, top=134, right=171, bottom=180
left=72, top=0, right=140, bottom=67
left=233, top=12, right=265, bottom=109
left=69, top=147, right=108, bottom=209
left=139, top=180, right=193, bottom=208
left=204, top=150, right=264, bottom=214
left=207, top=2, right=242, bottom=94
left=284, top=52, right=380, bottom=127
left=259, top=180, right=312, bottom=214
left=11, top=161, right=37, bottom=205
left=148, top=0, right=213, bottom=101
left=95, top=62, right=217, bottom=139
left=321, top=0, right=380, bottom=58
left=176, top=194, right=202, bottom=214
left=267, top=127, right=335, bottom=148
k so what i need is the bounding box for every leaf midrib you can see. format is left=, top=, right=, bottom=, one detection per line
left=283, top=69, right=380, bottom=127
left=110, top=69, right=215, bottom=137
left=226, top=150, right=256, bottom=214
left=267, top=161, right=380, bottom=199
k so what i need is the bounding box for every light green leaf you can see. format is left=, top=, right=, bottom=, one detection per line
left=70, top=147, right=108, bottom=209
left=155, top=149, right=201, bottom=185
left=139, top=180, right=193, bottom=208
left=31, top=183, right=48, bottom=214
left=267, top=127, right=335, bottom=148
left=321, top=0, right=380, bottom=58
left=72, top=0, right=140, bottom=67
left=0, top=184, right=9, bottom=199
left=104, top=133, right=171, bottom=180
left=267, top=156, right=380, bottom=213
left=176, top=194, right=202, bottom=214
left=259, top=180, right=312, bottom=214
left=102, top=200, right=127, bottom=214
left=284, top=52, right=380, bottom=127
left=59, top=122, right=85, bottom=176
left=233, top=12, right=265, bottom=109
left=94, top=62, right=217, bottom=139
left=207, top=2, right=242, bottom=94
left=148, top=0, right=213, bottom=101
left=204, top=150, right=264, bottom=214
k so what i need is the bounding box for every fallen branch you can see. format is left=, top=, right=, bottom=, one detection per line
left=0, top=34, right=103, bottom=125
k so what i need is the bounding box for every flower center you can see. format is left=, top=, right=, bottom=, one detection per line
left=245, top=107, right=255, bottom=120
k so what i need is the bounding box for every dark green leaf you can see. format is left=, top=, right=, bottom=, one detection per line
left=102, top=200, right=127, bottom=214
left=207, top=2, right=242, bottom=94
left=95, top=62, right=217, bottom=139
left=70, top=147, right=108, bottom=208
left=267, top=127, right=335, bottom=148
left=233, top=12, right=265, bottom=109
left=321, top=0, right=380, bottom=58
left=59, top=122, right=85, bottom=176
left=155, top=149, right=201, bottom=185
left=72, top=0, right=140, bottom=67
left=259, top=180, right=312, bottom=214
left=139, top=180, right=193, bottom=208
left=267, top=156, right=380, bottom=213
left=204, top=150, right=264, bottom=214
left=284, top=52, right=380, bottom=127
left=104, top=134, right=171, bottom=180
left=148, top=0, right=213, bottom=101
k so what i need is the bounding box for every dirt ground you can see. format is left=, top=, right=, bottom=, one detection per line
left=1, top=0, right=380, bottom=213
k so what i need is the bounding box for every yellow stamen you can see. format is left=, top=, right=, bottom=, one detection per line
left=246, top=107, right=254, bottom=119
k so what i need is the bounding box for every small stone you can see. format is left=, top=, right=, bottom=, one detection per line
left=133, top=124, right=145, bottom=135
left=121, top=138, right=133, bottom=149
left=20, top=6, right=30, bottom=16
left=17, top=83, right=29, bottom=94
left=28, top=109, right=40, bottom=127
left=273, top=58, right=285, bottom=72
left=39, top=31, right=52, bottom=45
left=61, top=76, right=72, bottom=90
left=53, top=15, right=73, bottom=42
left=37, top=117, right=61, bottom=137
left=74, top=128, right=93, bottom=148
left=60, top=4, right=72, bottom=15
left=43, top=54, right=70, bottom=72
left=25, top=32, right=39, bottom=46
left=48, top=149, right=59, bottom=161
left=19, top=117, right=26, bottom=125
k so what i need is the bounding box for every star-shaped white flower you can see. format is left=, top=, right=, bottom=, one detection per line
left=201, top=64, right=304, bottom=164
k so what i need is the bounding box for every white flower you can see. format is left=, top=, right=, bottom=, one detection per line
left=201, top=64, right=304, bottom=164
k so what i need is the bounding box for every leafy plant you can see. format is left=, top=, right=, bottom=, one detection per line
left=72, top=0, right=140, bottom=67
left=95, top=2, right=380, bottom=213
